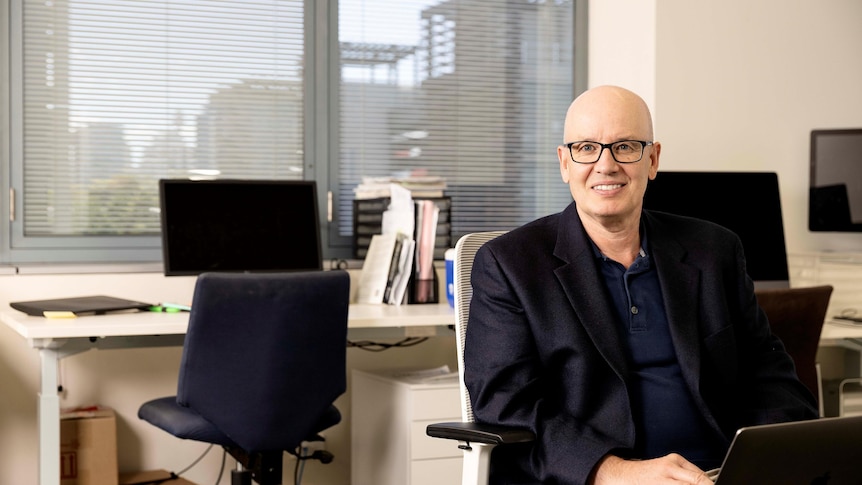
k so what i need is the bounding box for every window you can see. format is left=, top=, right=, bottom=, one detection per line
left=333, top=0, right=582, bottom=251
left=2, top=0, right=584, bottom=265
left=5, top=0, right=306, bottom=263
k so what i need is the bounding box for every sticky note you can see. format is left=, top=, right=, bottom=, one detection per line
left=43, top=311, right=77, bottom=319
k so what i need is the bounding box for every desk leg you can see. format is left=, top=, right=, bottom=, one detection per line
left=38, top=348, right=60, bottom=485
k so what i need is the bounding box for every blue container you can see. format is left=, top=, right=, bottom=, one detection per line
left=445, top=248, right=456, bottom=308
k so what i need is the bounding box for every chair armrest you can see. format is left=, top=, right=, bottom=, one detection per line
left=426, top=421, right=535, bottom=445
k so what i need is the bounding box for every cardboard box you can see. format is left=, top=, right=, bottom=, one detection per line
left=119, top=470, right=197, bottom=485
left=60, top=405, right=119, bottom=485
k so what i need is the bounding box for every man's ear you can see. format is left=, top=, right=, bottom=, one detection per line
left=558, top=145, right=570, bottom=183
left=648, top=141, right=661, bottom=180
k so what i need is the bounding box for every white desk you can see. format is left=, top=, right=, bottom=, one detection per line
left=0, top=302, right=455, bottom=485
left=819, top=319, right=862, bottom=344
left=821, top=319, right=862, bottom=374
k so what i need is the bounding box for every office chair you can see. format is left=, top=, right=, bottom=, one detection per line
left=426, top=232, right=535, bottom=485
left=755, top=285, right=833, bottom=417
left=138, top=271, right=350, bottom=485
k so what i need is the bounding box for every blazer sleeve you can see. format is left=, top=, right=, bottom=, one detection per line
left=464, top=244, right=622, bottom=485
left=723, top=240, right=819, bottom=427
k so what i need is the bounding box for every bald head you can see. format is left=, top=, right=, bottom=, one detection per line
left=556, top=85, right=661, bottom=234
left=563, top=85, right=654, bottom=143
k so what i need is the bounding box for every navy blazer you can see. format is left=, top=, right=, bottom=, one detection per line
left=464, top=202, right=818, bottom=485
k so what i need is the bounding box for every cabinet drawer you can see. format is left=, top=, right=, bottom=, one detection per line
left=410, top=457, right=462, bottom=485
left=411, top=387, right=460, bottom=419
left=411, top=420, right=462, bottom=459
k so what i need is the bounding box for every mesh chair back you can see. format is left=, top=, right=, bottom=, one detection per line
left=454, top=231, right=507, bottom=422
left=176, top=270, right=350, bottom=452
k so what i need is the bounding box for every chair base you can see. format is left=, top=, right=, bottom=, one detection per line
left=225, top=443, right=336, bottom=485
left=226, top=447, right=283, bottom=485
left=231, top=468, right=253, bottom=485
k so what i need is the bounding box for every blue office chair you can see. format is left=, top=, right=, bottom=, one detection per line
left=138, top=271, right=350, bottom=485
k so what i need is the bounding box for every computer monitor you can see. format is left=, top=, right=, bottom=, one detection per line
left=643, top=171, right=790, bottom=289
left=809, top=128, right=862, bottom=232
left=159, top=179, right=323, bottom=276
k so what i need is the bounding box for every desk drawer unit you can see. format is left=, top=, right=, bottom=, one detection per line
left=351, top=368, right=461, bottom=485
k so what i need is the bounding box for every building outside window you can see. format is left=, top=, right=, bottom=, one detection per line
left=1, top=0, right=584, bottom=265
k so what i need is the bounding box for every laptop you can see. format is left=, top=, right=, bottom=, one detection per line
left=711, top=415, right=862, bottom=484
left=10, top=295, right=153, bottom=317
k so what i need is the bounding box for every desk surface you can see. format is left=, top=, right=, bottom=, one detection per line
left=0, top=302, right=455, bottom=342
left=6, top=308, right=860, bottom=343
left=821, top=319, right=862, bottom=341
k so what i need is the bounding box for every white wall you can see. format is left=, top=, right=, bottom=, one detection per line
left=588, top=0, right=657, bottom=114
left=653, top=0, right=862, bottom=254
left=589, top=0, right=862, bottom=255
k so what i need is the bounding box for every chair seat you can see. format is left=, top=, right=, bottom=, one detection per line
left=139, top=396, right=344, bottom=452
left=139, top=396, right=236, bottom=447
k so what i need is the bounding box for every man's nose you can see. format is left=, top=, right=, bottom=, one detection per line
left=594, top=146, right=618, bottom=171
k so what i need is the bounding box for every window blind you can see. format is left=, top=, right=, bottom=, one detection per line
left=19, top=0, right=305, bottom=237
left=336, top=0, right=576, bottom=240
left=7, top=0, right=584, bottom=264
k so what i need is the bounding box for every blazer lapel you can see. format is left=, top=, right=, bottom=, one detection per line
left=552, top=203, right=631, bottom=380
left=644, top=213, right=709, bottom=406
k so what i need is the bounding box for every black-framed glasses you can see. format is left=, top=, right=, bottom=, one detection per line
left=565, top=140, right=654, bottom=164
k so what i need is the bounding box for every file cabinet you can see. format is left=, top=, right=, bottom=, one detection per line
left=351, top=368, right=461, bottom=485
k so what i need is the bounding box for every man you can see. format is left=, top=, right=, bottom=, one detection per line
left=463, top=85, right=817, bottom=485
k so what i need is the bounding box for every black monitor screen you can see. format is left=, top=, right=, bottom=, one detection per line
left=809, top=128, right=862, bottom=232
left=159, top=179, right=322, bottom=276
left=643, top=171, right=789, bottom=289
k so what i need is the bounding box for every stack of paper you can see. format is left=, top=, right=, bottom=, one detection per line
left=354, top=175, right=447, bottom=200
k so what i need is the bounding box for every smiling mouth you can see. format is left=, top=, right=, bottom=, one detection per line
left=593, top=184, right=623, bottom=191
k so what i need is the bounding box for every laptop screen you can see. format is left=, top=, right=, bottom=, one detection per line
left=159, top=179, right=322, bottom=276
left=713, top=415, right=862, bottom=485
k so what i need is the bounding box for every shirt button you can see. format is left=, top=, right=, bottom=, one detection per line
left=631, top=306, right=639, bottom=315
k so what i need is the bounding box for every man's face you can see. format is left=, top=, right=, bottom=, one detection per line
left=557, top=89, right=660, bottom=228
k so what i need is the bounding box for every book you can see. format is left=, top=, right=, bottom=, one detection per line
left=412, top=199, right=440, bottom=303
left=356, top=233, right=399, bottom=304
left=388, top=239, right=415, bottom=306
left=382, top=233, right=407, bottom=304
left=356, top=232, right=417, bottom=305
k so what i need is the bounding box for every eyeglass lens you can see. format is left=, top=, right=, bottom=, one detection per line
left=569, top=141, right=646, bottom=164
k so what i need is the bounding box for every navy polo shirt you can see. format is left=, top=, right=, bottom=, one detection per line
left=592, top=229, right=723, bottom=470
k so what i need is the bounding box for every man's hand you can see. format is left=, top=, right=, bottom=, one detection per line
left=590, top=453, right=714, bottom=485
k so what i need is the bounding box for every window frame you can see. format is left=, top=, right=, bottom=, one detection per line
left=0, top=0, right=587, bottom=268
